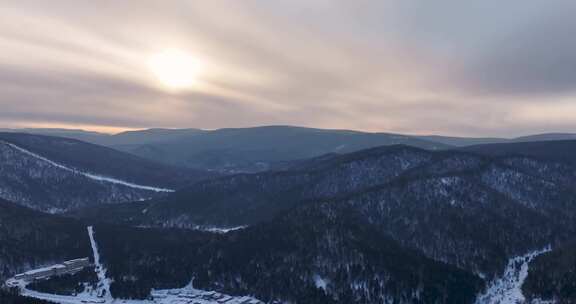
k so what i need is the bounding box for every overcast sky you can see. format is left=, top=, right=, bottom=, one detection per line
left=1, top=0, right=575, bottom=136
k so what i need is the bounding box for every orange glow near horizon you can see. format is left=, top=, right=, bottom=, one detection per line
left=1, top=122, right=140, bottom=135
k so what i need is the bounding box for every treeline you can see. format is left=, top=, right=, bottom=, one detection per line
left=0, top=288, right=52, bottom=304
left=27, top=268, right=97, bottom=296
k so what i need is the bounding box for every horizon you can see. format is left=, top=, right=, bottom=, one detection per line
left=1, top=124, right=575, bottom=139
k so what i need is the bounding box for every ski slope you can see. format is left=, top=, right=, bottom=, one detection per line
left=16, top=226, right=265, bottom=304
left=1, top=141, right=174, bottom=193
left=88, top=226, right=112, bottom=301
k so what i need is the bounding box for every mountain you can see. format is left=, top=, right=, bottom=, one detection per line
left=419, top=133, right=576, bottom=147
left=5, top=126, right=449, bottom=172
left=0, top=197, right=485, bottom=304
left=8, top=141, right=576, bottom=303
left=0, top=133, right=216, bottom=211
left=0, top=132, right=211, bottom=187
left=71, top=144, right=576, bottom=284
left=111, top=126, right=451, bottom=172
left=0, top=128, right=110, bottom=146
left=523, top=241, right=576, bottom=303
left=0, top=128, right=205, bottom=146
left=6, top=129, right=576, bottom=303
left=514, top=133, right=576, bottom=142
left=10, top=126, right=576, bottom=173
left=0, top=199, right=91, bottom=282
left=73, top=145, right=576, bottom=231
left=91, top=206, right=484, bottom=304
left=105, top=128, right=206, bottom=145
left=69, top=145, right=435, bottom=228
left=460, top=140, right=576, bottom=164
left=416, top=135, right=509, bottom=147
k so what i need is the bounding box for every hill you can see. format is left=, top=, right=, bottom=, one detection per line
left=0, top=199, right=91, bottom=281
left=0, top=133, right=217, bottom=211
left=460, top=140, right=576, bottom=164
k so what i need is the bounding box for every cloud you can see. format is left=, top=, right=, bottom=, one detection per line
left=460, top=8, right=576, bottom=97
left=0, top=0, right=575, bottom=136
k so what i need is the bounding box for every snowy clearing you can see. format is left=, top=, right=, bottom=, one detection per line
left=1, top=141, right=174, bottom=193
left=475, top=246, right=551, bottom=304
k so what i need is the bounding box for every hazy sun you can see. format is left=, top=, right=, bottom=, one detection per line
left=148, top=49, right=202, bottom=91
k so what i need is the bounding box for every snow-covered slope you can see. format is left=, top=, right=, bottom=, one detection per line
left=4, top=141, right=174, bottom=192
left=0, top=141, right=173, bottom=211
left=16, top=226, right=264, bottom=304
left=87, top=226, right=112, bottom=301
left=475, top=247, right=551, bottom=304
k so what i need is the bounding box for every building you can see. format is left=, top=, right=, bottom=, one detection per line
left=63, top=258, right=91, bottom=269
left=9, top=257, right=91, bottom=283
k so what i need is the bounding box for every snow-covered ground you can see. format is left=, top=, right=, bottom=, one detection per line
left=475, top=246, right=551, bottom=304
left=88, top=226, right=113, bottom=301
left=20, top=283, right=265, bottom=304
left=13, top=226, right=265, bottom=304
left=150, top=284, right=264, bottom=304
left=1, top=141, right=174, bottom=193
left=526, top=299, right=556, bottom=304
left=200, top=226, right=247, bottom=234
left=312, top=274, right=328, bottom=291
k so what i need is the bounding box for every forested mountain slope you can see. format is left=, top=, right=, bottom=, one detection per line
left=0, top=133, right=217, bottom=211
left=523, top=241, right=576, bottom=303
left=72, top=146, right=576, bottom=239
left=103, top=126, right=450, bottom=172
left=70, top=146, right=435, bottom=227
left=460, top=140, right=576, bottom=165
left=0, top=199, right=91, bottom=281
left=0, top=132, right=213, bottom=188
left=70, top=145, right=576, bottom=291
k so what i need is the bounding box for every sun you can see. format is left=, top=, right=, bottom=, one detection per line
left=147, top=49, right=202, bottom=91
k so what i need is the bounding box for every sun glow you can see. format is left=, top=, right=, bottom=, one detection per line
left=147, top=49, right=202, bottom=91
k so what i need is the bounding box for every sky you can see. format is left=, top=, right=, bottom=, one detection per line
left=1, top=0, right=576, bottom=137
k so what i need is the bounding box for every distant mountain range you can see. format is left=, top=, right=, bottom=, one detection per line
left=3, top=126, right=576, bottom=172
left=461, top=140, right=576, bottom=164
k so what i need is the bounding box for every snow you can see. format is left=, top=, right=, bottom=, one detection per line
left=334, top=144, right=347, bottom=152
left=25, top=265, right=64, bottom=275
left=313, top=274, right=328, bottom=291
left=13, top=226, right=265, bottom=304
left=20, top=283, right=265, bottom=304
left=1, top=141, right=174, bottom=193
left=88, top=226, right=112, bottom=301
left=475, top=246, right=551, bottom=304
left=149, top=284, right=265, bottom=304
left=201, top=226, right=247, bottom=234
left=527, top=299, right=556, bottom=304
left=21, top=288, right=107, bottom=304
